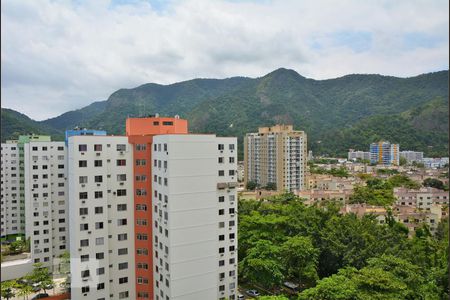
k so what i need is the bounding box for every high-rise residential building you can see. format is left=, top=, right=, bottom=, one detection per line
left=348, top=149, right=370, bottom=161
left=23, top=138, right=69, bottom=268
left=152, top=134, right=238, bottom=300
left=126, top=116, right=188, bottom=300
left=369, top=141, right=399, bottom=165
left=1, top=141, right=22, bottom=237
left=400, top=151, right=424, bottom=164
left=68, top=135, right=136, bottom=300
left=244, top=124, right=307, bottom=192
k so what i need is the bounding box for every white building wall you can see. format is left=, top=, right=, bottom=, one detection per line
left=152, top=135, right=238, bottom=300
left=1, top=142, right=23, bottom=237
left=23, top=141, right=69, bottom=270
left=68, top=136, right=135, bottom=300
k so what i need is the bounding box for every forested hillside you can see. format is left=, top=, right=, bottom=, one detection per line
left=2, top=69, right=448, bottom=157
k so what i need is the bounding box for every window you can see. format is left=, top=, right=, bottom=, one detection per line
left=97, top=267, right=105, bottom=275
left=81, top=286, right=89, bottom=293
left=219, top=247, right=225, bottom=254
left=136, top=189, right=147, bottom=196
left=95, top=222, right=104, bottom=229
left=229, top=270, right=235, bottom=277
left=96, top=252, right=104, bottom=260
left=116, top=159, right=126, bottom=166
left=96, top=237, right=104, bottom=245
left=219, top=209, right=224, bottom=215
left=229, top=233, right=235, bottom=239
left=79, top=160, right=87, bottom=167
left=219, top=260, right=225, bottom=266
left=219, top=235, right=225, bottom=241
left=79, top=144, right=87, bottom=151
left=118, top=262, right=128, bottom=270
left=136, top=175, right=147, bottom=181
left=117, top=144, right=126, bottom=151
left=218, top=144, right=224, bottom=150
left=95, top=207, right=103, bottom=214
left=118, top=233, right=127, bottom=240
left=94, top=160, right=103, bottom=167
left=117, top=174, right=127, bottom=181
left=218, top=157, right=224, bottom=163
left=229, top=258, right=235, bottom=264
left=136, top=204, right=147, bottom=211
left=137, top=277, right=149, bottom=284
left=95, top=175, right=103, bottom=183
left=136, top=248, right=149, bottom=256
left=117, top=189, right=127, bottom=196
left=58, top=146, right=64, bottom=151
left=136, top=159, right=146, bottom=166
left=229, top=157, right=235, bottom=163
left=229, top=195, right=235, bottom=201
left=219, top=285, right=225, bottom=291
left=58, top=164, right=64, bottom=169
left=229, top=245, right=235, bottom=252
left=229, top=208, right=235, bottom=214
left=94, top=144, right=102, bottom=151
left=80, top=239, right=89, bottom=247
left=118, top=248, right=128, bottom=255
left=136, top=144, right=146, bottom=151
left=218, top=170, right=225, bottom=176
left=95, top=191, right=103, bottom=199
left=119, top=277, right=128, bottom=284
left=79, top=192, right=88, bottom=199
left=218, top=196, right=225, bottom=202
left=81, top=254, right=89, bottom=262
left=79, top=208, right=88, bottom=215
left=117, top=204, right=127, bottom=211
left=164, top=178, right=168, bottom=186
left=229, top=170, right=235, bottom=176
left=137, top=234, right=148, bottom=240
left=163, top=121, right=173, bottom=126
left=32, top=146, right=38, bottom=151
left=137, top=263, right=149, bottom=269
left=219, top=222, right=225, bottom=228
left=119, top=291, right=129, bottom=299
left=80, top=224, right=88, bottom=231
left=229, top=144, right=235, bottom=150
left=137, top=219, right=148, bottom=226
left=97, top=283, right=105, bottom=290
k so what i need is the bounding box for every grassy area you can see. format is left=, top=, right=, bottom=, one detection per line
left=1, top=233, right=25, bottom=242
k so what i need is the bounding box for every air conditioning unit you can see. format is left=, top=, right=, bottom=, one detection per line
left=120, top=182, right=124, bottom=185
left=96, top=153, right=100, bottom=156
left=81, top=184, right=85, bottom=187
left=82, top=200, right=85, bottom=204
left=88, top=231, right=91, bottom=234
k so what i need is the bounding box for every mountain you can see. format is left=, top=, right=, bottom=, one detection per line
left=1, top=68, right=448, bottom=158
left=1, top=108, right=63, bottom=141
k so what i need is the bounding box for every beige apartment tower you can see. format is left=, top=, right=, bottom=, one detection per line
left=244, top=125, right=307, bottom=192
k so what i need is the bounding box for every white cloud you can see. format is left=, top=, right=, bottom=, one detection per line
left=1, top=0, right=448, bottom=120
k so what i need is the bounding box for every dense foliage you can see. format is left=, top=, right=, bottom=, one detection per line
left=2, top=69, right=448, bottom=158
left=350, top=175, right=420, bottom=206
left=238, top=194, right=448, bottom=299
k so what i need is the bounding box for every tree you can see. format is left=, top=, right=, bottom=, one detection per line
left=246, top=181, right=257, bottom=190
left=58, top=251, right=70, bottom=274
left=1, top=280, right=17, bottom=300
left=265, top=182, right=277, bottom=190
left=239, top=240, right=284, bottom=291
left=258, top=296, right=289, bottom=300
left=423, top=178, right=445, bottom=190
left=26, top=263, right=53, bottom=294
left=399, top=156, right=407, bottom=166
left=16, top=283, right=33, bottom=300
left=9, top=240, right=26, bottom=255
left=280, top=236, right=319, bottom=287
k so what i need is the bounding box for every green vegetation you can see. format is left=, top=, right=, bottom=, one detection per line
left=246, top=181, right=258, bottom=190
left=350, top=175, right=420, bottom=205
left=238, top=193, right=448, bottom=298
left=309, top=165, right=350, bottom=178
left=423, top=178, right=446, bottom=190
left=2, top=69, right=448, bottom=158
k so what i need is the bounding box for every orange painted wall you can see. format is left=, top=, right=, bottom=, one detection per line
left=127, top=117, right=188, bottom=300
left=126, top=117, right=188, bottom=136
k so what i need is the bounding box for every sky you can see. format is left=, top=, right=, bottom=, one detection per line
left=1, top=0, right=449, bottom=121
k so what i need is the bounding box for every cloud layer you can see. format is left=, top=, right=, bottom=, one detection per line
left=1, top=0, right=448, bottom=120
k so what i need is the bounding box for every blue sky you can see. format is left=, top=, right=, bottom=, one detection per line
left=1, top=0, right=448, bottom=120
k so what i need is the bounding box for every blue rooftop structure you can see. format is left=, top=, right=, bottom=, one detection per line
left=65, top=128, right=107, bottom=145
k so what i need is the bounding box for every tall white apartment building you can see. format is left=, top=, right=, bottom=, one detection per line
left=152, top=135, right=238, bottom=300
left=23, top=140, right=69, bottom=268
left=400, top=151, right=424, bottom=164
left=1, top=141, right=23, bottom=237
left=348, top=149, right=370, bottom=161
left=244, top=125, right=307, bottom=192
left=68, top=136, right=136, bottom=300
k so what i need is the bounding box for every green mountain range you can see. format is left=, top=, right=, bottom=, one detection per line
left=1, top=68, right=448, bottom=158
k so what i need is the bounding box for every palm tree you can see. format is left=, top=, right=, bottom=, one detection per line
left=1, top=280, right=17, bottom=300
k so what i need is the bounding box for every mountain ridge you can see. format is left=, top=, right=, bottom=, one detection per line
left=1, top=68, right=448, bottom=158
